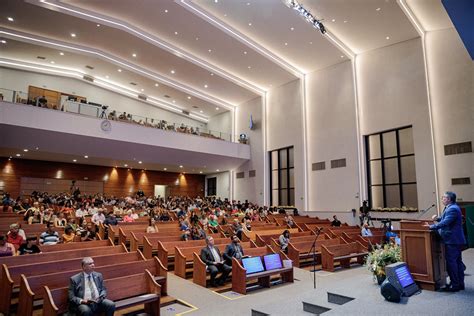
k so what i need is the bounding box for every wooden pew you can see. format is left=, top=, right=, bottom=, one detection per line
left=242, top=228, right=299, bottom=242
left=193, top=245, right=274, bottom=288
left=157, top=238, right=229, bottom=269
left=18, top=257, right=167, bottom=316
left=321, top=241, right=368, bottom=272
left=255, top=231, right=314, bottom=247
left=39, top=239, right=113, bottom=253
left=341, top=232, right=386, bottom=249
left=0, top=247, right=132, bottom=316
left=142, top=233, right=222, bottom=259
left=43, top=270, right=161, bottom=316
left=286, top=237, right=347, bottom=268
left=174, top=241, right=255, bottom=281
left=231, top=252, right=294, bottom=295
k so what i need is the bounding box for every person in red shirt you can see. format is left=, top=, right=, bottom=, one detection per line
left=7, top=224, right=24, bottom=251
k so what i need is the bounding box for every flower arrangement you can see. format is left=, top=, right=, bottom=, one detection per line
left=372, top=207, right=418, bottom=213
left=365, top=243, right=401, bottom=283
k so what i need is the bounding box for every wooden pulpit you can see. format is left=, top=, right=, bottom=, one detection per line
left=400, top=220, right=447, bottom=291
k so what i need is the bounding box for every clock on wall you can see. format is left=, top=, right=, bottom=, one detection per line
left=100, top=119, right=111, bottom=132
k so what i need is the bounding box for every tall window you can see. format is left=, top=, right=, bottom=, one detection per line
left=366, top=126, right=417, bottom=208
left=207, top=177, right=216, bottom=196
left=269, top=147, right=295, bottom=206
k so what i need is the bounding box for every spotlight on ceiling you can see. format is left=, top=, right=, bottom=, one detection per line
left=285, top=0, right=326, bottom=35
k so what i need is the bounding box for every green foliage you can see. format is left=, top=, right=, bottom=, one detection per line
left=365, top=243, right=401, bottom=277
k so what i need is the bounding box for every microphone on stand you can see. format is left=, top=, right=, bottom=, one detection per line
left=416, top=204, right=436, bottom=219
left=316, top=227, right=324, bottom=234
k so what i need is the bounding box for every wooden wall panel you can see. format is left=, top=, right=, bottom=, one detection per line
left=0, top=158, right=205, bottom=198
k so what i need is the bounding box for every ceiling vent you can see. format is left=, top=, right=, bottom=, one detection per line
left=85, top=65, right=94, bottom=70
left=138, top=94, right=147, bottom=101
left=130, top=82, right=137, bottom=86
left=36, top=56, right=46, bottom=60
left=192, top=105, right=199, bottom=109
left=164, top=95, right=171, bottom=98
left=83, top=75, right=94, bottom=82
left=182, top=110, right=190, bottom=115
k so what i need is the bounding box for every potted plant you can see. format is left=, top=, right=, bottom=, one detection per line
left=365, top=243, right=401, bottom=284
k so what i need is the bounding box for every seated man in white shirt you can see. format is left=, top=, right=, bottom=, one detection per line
left=361, top=223, right=373, bottom=237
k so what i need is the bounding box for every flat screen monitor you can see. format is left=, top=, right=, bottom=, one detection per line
left=394, top=265, right=415, bottom=288
left=241, top=257, right=264, bottom=275
left=263, top=253, right=282, bottom=271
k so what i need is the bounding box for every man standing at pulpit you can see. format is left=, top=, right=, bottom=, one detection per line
left=428, top=191, right=466, bottom=292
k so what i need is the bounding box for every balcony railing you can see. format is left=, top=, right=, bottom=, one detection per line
left=0, top=87, right=249, bottom=144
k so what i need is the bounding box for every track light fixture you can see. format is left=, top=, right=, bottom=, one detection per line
left=285, top=0, right=326, bottom=34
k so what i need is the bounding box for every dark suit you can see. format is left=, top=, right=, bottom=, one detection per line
left=68, top=271, right=115, bottom=316
left=430, top=203, right=466, bottom=290
left=200, top=246, right=231, bottom=286
left=223, top=242, right=245, bottom=265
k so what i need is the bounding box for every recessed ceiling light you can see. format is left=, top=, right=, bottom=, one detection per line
left=243, top=51, right=247, bottom=55
left=309, top=41, right=313, bottom=44
left=124, top=164, right=128, bottom=167
left=187, top=96, right=191, bottom=99
left=171, top=70, right=175, bottom=74
left=96, top=24, right=101, bottom=27
left=132, top=53, right=137, bottom=57
left=1, top=40, right=6, bottom=44
left=246, top=2, right=250, bottom=5
left=216, top=169, right=220, bottom=172
left=138, top=161, right=142, bottom=164
left=214, top=0, right=218, bottom=3
left=200, top=110, right=203, bottom=113
left=195, top=37, right=199, bottom=40
left=23, top=149, right=29, bottom=152
left=332, top=19, right=336, bottom=22
left=172, top=100, right=176, bottom=103
left=73, top=159, right=77, bottom=162
left=376, top=7, right=381, bottom=11
left=118, top=69, right=122, bottom=72
left=344, top=20, right=348, bottom=23
left=284, top=42, right=288, bottom=46
left=199, top=171, right=203, bottom=174
left=50, top=61, right=55, bottom=64
left=341, top=55, right=344, bottom=58
left=35, top=147, right=39, bottom=150
left=70, top=33, right=76, bottom=37
left=84, top=155, right=88, bottom=158
left=59, top=52, right=64, bottom=56
left=248, top=23, right=252, bottom=26
left=155, top=83, right=159, bottom=87
left=174, top=31, right=178, bottom=35
left=290, top=27, right=294, bottom=31
left=15, top=154, right=21, bottom=157
left=179, top=165, right=183, bottom=168
left=204, top=84, right=208, bottom=88
left=141, top=88, right=145, bottom=92
left=215, top=107, right=219, bottom=110
left=248, top=66, right=251, bottom=69
left=208, top=49, right=212, bottom=53
left=210, top=73, right=214, bottom=76
left=7, top=17, right=14, bottom=22
left=224, top=13, right=227, bottom=17
left=164, top=9, right=168, bottom=13
left=386, top=36, right=390, bottom=40
left=105, top=75, right=109, bottom=79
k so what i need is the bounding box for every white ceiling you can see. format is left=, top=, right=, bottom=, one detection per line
left=0, top=0, right=453, bottom=172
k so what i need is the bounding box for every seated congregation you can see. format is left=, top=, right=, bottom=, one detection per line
left=0, top=190, right=394, bottom=315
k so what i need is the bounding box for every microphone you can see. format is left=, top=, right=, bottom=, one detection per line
left=316, top=227, right=324, bottom=233
left=416, top=204, right=436, bottom=219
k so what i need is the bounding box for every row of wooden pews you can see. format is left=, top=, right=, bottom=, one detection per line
left=0, top=237, right=168, bottom=316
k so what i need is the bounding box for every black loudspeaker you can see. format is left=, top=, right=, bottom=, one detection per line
left=381, top=279, right=401, bottom=303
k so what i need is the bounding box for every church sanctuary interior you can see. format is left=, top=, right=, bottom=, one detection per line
left=1, top=0, right=473, bottom=315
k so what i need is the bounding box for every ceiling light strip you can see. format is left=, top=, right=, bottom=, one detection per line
left=178, top=0, right=303, bottom=76
left=0, top=29, right=234, bottom=110
left=35, top=0, right=264, bottom=94
left=0, top=58, right=208, bottom=123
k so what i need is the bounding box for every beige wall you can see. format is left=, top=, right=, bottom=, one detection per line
left=425, top=28, right=474, bottom=202
left=234, top=96, right=265, bottom=205
left=306, top=61, right=359, bottom=213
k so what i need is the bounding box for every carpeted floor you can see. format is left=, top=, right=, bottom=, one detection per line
left=163, top=248, right=473, bottom=315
